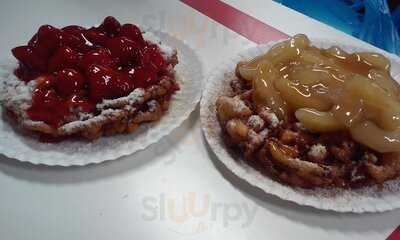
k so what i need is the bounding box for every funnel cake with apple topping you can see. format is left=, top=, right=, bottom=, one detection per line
left=216, top=34, right=400, bottom=189
left=1, top=17, right=179, bottom=141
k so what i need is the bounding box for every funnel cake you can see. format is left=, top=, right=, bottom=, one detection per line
left=216, top=34, right=400, bottom=189
left=1, top=17, right=179, bottom=142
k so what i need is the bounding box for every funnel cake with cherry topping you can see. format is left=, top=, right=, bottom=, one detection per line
left=1, top=17, right=179, bottom=141
left=216, top=34, right=400, bottom=189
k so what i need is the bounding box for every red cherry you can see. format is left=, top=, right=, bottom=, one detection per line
left=139, top=44, right=165, bottom=70
left=76, top=44, right=97, bottom=53
left=62, top=25, right=86, bottom=36
left=118, top=24, right=144, bottom=45
left=28, top=88, right=68, bottom=127
left=60, top=32, right=85, bottom=49
left=106, top=36, right=139, bottom=65
left=12, top=46, right=47, bottom=72
left=28, top=34, right=38, bottom=46
left=34, top=44, right=54, bottom=60
left=67, top=94, right=95, bottom=113
left=36, top=74, right=56, bottom=89
left=79, top=47, right=114, bottom=69
left=125, top=66, right=157, bottom=88
left=100, top=16, right=121, bottom=36
left=84, top=28, right=109, bottom=46
left=14, top=65, right=39, bottom=82
left=12, top=46, right=33, bottom=63
left=55, top=69, right=86, bottom=97
left=32, top=88, right=62, bottom=105
left=31, top=25, right=63, bottom=61
left=48, top=46, right=79, bottom=72
left=62, top=25, right=93, bottom=52
left=28, top=32, right=53, bottom=59
left=86, top=64, right=134, bottom=101
left=37, top=25, right=62, bottom=51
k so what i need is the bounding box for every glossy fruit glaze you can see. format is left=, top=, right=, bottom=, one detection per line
left=12, top=16, right=170, bottom=128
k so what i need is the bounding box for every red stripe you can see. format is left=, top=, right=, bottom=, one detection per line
left=387, top=226, right=400, bottom=240
left=180, top=0, right=288, bottom=43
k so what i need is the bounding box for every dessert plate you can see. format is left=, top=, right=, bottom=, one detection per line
left=200, top=38, right=400, bottom=213
left=0, top=29, right=203, bottom=166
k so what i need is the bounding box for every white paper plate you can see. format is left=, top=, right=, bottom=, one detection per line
left=200, top=38, right=400, bottom=213
left=0, top=30, right=203, bottom=166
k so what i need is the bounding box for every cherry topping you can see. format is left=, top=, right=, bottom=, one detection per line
left=67, top=93, right=95, bottom=113
left=62, top=25, right=86, bottom=36
left=26, top=25, right=64, bottom=61
left=14, top=66, right=39, bottom=82
left=125, top=66, right=158, bottom=88
left=60, top=32, right=85, bottom=50
left=55, top=69, right=86, bottom=97
left=60, top=26, right=91, bottom=51
left=100, top=16, right=121, bottom=36
left=30, top=40, right=53, bottom=60
left=31, top=88, right=62, bottom=107
left=118, top=24, right=144, bottom=45
left=48, top=46, right=79, bottom=72
left=37, top=25, right=62, bottom=51
left=27, top=88, right=69, bottom=128
left=28, top=34, right=39, bottom=47
left=12, top=16, right=170, bottom=131
left=86, top=64, right=134, bottom=101
left=139, top=44, right=165, bottom=70
left=12, top=46, right=47, bottom=72
left=79, top=47, right=114, bottom=69
left=84, top=28, right=109, bottom=46
left=106, top=36, right=139, bottom=65
left=36, top=74, right=56, bottom=89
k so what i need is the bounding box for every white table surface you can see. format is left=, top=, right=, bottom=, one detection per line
left=0, top=0, right=399, bottom=239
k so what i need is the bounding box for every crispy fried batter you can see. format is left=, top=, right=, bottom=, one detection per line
left=217, top=76, right=400, bottom=189
left=365, top=152, right=400, bottom=183
left=3, top=53, right=179, bottom=141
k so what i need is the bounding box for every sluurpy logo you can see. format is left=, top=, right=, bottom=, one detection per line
left=141, top=192, right=258, bottom=235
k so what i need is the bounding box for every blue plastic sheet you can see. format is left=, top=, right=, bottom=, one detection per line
left=276, top=0, right=400, bottom=55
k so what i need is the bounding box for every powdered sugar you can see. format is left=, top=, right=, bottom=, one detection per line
left=96, top=88, right=145, bottom=109
left=308, top=144, right=327, bottom=159
left=247, top=115, right=264, bottom=131
left=147, top=99, right=159, bottom=112
left=248, top=129, right=264, bottom=145
left=258, top=128, right=269, bottom=140
left=60, top=108, right=124, bottom=133
left=226, top=119, right=241, bottom=132
left=350, top=167, right=365, bottom=182
left=262, top=110, right=279, bottom=128
left=231, top=96, right=250, bottom=113
left=363, top=152, right=378, bottom=163
left=78, top=112, right=94, bottom=121
left=0, top=60, right=35, bottom=117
